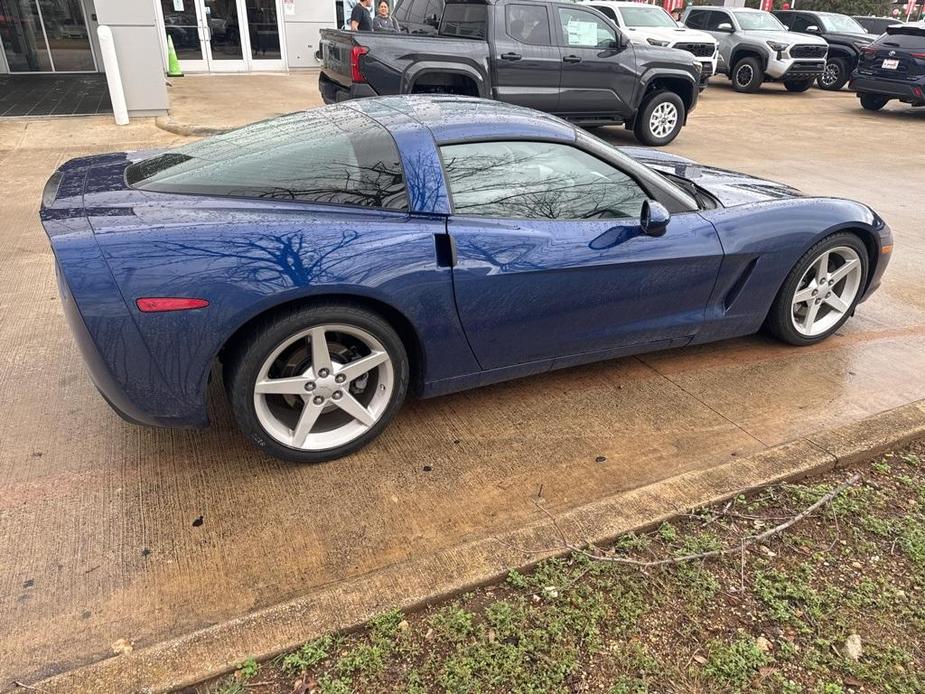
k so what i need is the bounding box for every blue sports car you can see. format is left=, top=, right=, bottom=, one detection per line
left=41, top=96, right=892, bottom=463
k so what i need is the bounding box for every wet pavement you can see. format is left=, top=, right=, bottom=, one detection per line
left=0, top=77, right=923, bottom=687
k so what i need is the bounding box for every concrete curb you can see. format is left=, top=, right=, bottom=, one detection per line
left=154, top=116, right=233, bottom=138
left=18, top=399, right=925, bottom=694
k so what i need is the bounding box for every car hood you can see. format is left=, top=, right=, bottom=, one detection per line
left=824, top=30, right=873, bottom=43
left=624, top=26, right=716, bottom=45
left=621, top=147, right=803, bottom=206
left=742, top=29, right=828, bottom=45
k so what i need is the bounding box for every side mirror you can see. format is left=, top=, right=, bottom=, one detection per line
left=717, top=22, right=734, bottom=32
left=640, top=200, right=670, bottom=237
left=806, top=24, right=820, bottom=32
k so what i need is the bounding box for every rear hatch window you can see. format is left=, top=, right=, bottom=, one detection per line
left=125, top=107, right=408, bottom=210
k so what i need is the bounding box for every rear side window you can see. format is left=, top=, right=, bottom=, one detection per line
left=126, top=108, right=408, bottom=210
left=440, top=140, right=647, bottom=220
left=505, top=4, right=552, bottom=45
left=440, top=3, right=488, bottom=38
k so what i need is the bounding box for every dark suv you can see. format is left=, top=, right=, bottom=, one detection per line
left=774, top=10, right=874, bottom=90
left=850, top=22, right=925, bottom=111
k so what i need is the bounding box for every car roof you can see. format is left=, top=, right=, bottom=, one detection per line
left=347, top=95, right=577, bottom=145
left=584, top=1, right=664, bottom=6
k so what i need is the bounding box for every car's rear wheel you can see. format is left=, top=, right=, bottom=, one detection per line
left=860, top=93, right=890, bottom=111
left=765, top=233, right=868, bottom=346
left=226, top=303, right=409, bottom=463
left=783, top=77, right=815, bottom=92
left=634, top=90, right=685, bottom=146
left=732, top=56, right=763, bottom=93
left=818, top=57, right=849, bottom=90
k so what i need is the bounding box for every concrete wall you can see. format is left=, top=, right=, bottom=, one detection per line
left=94, top=0, right=169, bottom=116
left=284, top=0, right=337, bottom=68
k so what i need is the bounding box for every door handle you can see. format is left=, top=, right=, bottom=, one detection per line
left=500, top=52, right=522, bottom=61
left=562, top=54, right=582, bottom=63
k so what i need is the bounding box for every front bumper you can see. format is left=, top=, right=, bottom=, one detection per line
left=850, top=73, right=925, bottom=105
left=319, top=73, right=379, bottom=104
left=766, top=56, right=826, bottom=80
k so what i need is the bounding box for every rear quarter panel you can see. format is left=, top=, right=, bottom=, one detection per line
left=86, top=195, right=480, bottom=424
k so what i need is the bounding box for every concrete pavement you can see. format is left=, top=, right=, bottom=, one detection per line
left=1, top=76, right=924, bottom=690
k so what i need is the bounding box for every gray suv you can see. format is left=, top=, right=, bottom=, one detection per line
left=683, top=7, right=829, bottom=92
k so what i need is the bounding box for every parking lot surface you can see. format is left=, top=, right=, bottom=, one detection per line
left=1, top=78, right=924, bottom=687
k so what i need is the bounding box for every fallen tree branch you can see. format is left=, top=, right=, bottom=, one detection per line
left=534, top=473, right=861, bottom=569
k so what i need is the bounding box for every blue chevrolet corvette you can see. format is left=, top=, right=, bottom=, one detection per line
left=41, top=96, right=892, bottom=463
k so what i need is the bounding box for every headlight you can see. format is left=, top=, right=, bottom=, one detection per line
left=647, top=38, right=670, bottom=47
left=766, top=40, right=788, bottom=52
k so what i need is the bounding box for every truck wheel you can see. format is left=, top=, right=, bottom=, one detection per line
left=783, top=78, right=815, bottom=92
left=818, top=57, right=849, bottom=90
left=860, top=93, right=889, bottom=111
left=633, top=90, right=685, bottom=147
left=732, top=56, right=763, bottom=93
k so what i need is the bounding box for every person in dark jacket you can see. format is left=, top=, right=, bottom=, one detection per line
left=350, top=0, right=373, bottom=31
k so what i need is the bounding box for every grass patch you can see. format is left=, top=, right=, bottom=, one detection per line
left=198, top=440, right=925, bottom=694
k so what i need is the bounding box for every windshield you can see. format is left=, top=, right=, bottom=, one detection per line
left=819, top=14, right=866, bottom=33
left=619, top=6, right=677, bottom=28
left=733, top=10, right=786, bottom=31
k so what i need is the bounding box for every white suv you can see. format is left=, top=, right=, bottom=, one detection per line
left=581, top=1, right=718, bottom=87
left=682, top=7, right=829, bottom=92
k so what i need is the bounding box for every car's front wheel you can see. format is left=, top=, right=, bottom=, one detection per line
left=765, top=233, right=869, bottom=346
left=783, top=77, right=815, bottom=92
left=634, top=90, right=685, bottom=146
left=226, top=303, right=409, bottom=463
left=818, top=57, right=849, bottom=90
left=860, top=93, right=890, bottom=111
left=732, top=56, right=763, bottom=93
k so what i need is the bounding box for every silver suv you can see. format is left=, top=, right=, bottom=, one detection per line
left=683, top=7, right=828, bottom=92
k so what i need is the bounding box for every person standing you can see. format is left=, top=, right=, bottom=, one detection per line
left=373, top=1, right=401, bottom=31
left=342, top=0, right=359, bottom=29
left=350, top=0, right=373, bottom=31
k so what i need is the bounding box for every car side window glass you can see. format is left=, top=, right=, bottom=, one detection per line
left=557, top=7, right=616, bottom=48
left=704, top=11, right=732, bottom=30
left=776, top=12, right=793, bottom=29
left=505, top=4, right=552, bottom=46
left=440, top=141, right=647, bottom=221
left=126, top=109, right=408, bottom=210
left=791, top=14, right=815, bottom=32
left=592, top=5, right=619, bottom=24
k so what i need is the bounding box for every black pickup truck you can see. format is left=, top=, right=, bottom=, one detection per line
left=319, top=0, right=703, bottom=145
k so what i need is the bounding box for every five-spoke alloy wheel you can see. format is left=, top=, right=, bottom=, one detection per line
left=227, top=304, right=409, bottom=463
left=765, top=233, right=869, bottom=346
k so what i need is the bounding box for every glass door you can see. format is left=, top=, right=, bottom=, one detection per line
left=161, top=0, right=209, bottom=71
left=0, top=0, right=95, bottom=72
left=160, top=0, right=247, bottom=72
left=202, top=0, right=246, bottom=71
left=243, top=0, right=284, bottom=70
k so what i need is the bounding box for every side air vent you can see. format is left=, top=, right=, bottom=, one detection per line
left=723, top=258, right=759, bottom=312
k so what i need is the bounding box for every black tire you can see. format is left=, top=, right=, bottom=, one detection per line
left=633, top=90, right=686, bottom=147
left=860, top=93, right=890, bottom=111
left=764, top=232, right=869, bottom=346
left=783, top=78, right=815, bottom=92
left=731, top=56, right=763, bottom=93
left=226, top=302, right=409, bottom=463
left=817, top=57, right=849, bottom=91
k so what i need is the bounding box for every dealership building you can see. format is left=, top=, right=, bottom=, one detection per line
left=0, top=0, right=338, bottom=117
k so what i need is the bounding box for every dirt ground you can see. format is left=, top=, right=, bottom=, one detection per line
left=0, top=75, right=924, bottom=688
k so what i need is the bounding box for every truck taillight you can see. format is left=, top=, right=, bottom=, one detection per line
left=861, top=47, right=877, bottom=57
left=351, top=45, right=369, bottom=83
